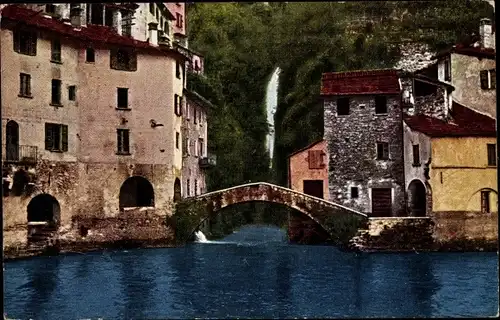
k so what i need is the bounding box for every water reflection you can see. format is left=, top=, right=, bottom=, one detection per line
left=22, top=257, right=61, bottom=319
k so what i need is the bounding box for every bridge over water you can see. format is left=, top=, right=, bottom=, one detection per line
left=179, top=182, right=369, bottom=246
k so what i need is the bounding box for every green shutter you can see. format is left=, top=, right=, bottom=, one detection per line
left=45, top=123, right=54, bottom=150
left=62, top=125, right=68, bottom=151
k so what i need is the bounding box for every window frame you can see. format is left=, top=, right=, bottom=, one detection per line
left=487, top=143, right=496, bottom=166
left=51, top=79, right=62, bottom=106
left=50, top=38, right=62, bottom=63
left=376, top=142, right=389, bottom=160
left=337, top=97, right=350, bottom=116
left=19, top=73, right=32, bottom=98
left=480, top=69, right=496, bottom=90
left=116, top=129, right=130, bottom=155
left=45, top=123, right=68, bottom=152
left=374, top=96, right=388, bottom=114
left=412, top=144, right=420, bottom=166
left=13, top=29, right=37, bottom=56
left=117, top=88, right=129, bottom=110
left=68, top=85, right=77, bottom=101
left=198, top=138, right=204, bottom=158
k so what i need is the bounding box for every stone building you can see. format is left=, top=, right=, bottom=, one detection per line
left=287, top=140, right=329, bottom=200
left=403, top=102, right=497, bottom=241
left=182, top=89, right=215, bottom=198
left=321, top=69, right=405, bottom=217
left=418, top=18, right=496, bottom=118
left=1, top=3, right=197, bottom=253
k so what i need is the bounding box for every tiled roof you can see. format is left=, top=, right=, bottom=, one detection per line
left=321, top=69, right=401, bottom=96
left=0, top=5, right=187, bottom=60
left=404, top=102, right=496, bottom=137
left=288, top=140, right=324, bottom=158
left=433, top=43, right=496, bottom=59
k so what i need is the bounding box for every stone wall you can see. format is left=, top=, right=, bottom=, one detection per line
left=394, top=42, right=435, bottom=73
left=324, top=95, right=405, bottom=216
left=414, top=87, right=448, bottom=120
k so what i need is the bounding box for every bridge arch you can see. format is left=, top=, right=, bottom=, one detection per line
left=188, top=182, right=368, bottom=241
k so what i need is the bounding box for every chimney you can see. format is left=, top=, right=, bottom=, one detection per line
left=70, top=5, right=84, bottom=28
left=479, top=18, right=493, bottom=49
left=59, top=4, right=70, bottom=22
left=112, top=9, right=122, bottom=35
left=148, top=22, right=158, bottom=46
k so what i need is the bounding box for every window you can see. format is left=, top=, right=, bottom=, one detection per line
left=199, top=138, right=204, bottom=157
left=176, top=13, right=183, bottom=28
left=89, top=3, right=104, bottom=25
left=13, top=29, right=37, bottom=56
left=376, top=142, right=389, bottom=160
left=45, top=123, right=68, bottom=152
left=68, top=86, right=76, bottom=101
left=46, top=4, right=56, bottom=14
left=444, top=57, right=451, bottom=82
left=19, top=73, right=31, bottom=97
left=110, top=48, right=137, bottom=71
left=176, top=61, right=182, bottom=79
left=156, top=8, right=159, bottom=20
left=122, top=12, right=133, bottom=37
left=487, top=144, right=496, bottom=166
left=149, top=3, right=154, bottom=14
left=51, top=39, right=61, bottom=62
left=164, top=21, right=169, bottom=34
left=187, top=179, right=190, bottom=196
left=412, top=144, right=420, bottom=166
left=86, top=48, right=95, bottom=63
left=308, top=150, right=325, bottom=169
left=480, top=69, right=496, bottom=90
left=117, top=88, right=129, bottom=109
left=199, top=110, right=202, bottom=125
left=194, top=179, right=198, bottom=196
left=184, top=138, right=190, bottom=156
left=186, top=102, right=190, bottom=120
left=176, top=132, right=180, bottom=149
left=351, top=187, right=359, bottom=199
left=117, top=129, right=130, bottom=154
left=194, top=107, right=197, bottom=124
left=337, top=97, right=350, bottom=115
left=375, top=96, right=387, bottom=114
left=174, top=94, right=182, bottom=116
left=51, top=79, right=62, bottom=105
left=481, top=190, right=491, bottom=213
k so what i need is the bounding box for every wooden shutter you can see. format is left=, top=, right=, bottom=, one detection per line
left=123, top=130, right=130, bottom=153
left=480, top=70, right=489, bottom=89
left=308, top=150, right=323, bottom=169
left=61, top=125, right=68, bottom=152
left=490, top=69, right=496, bottom=89
left=45, top=123, right=54, bottom=150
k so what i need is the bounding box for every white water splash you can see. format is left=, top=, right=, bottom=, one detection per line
left=194, top=230, right=209, bottom=243
left=265, top=67, right=280, bottom=169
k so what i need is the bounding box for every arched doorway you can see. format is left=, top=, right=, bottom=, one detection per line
left=408, top=180, right=426, bottom=217
left=174, top=178, right=181, bottom=202
left=27, top=194, right=61, bottom=244
left=6, top=120, right=19, bottom=161
left=119, top=176, right=155, bottom=210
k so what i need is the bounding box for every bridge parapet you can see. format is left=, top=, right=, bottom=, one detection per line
left=182, top=182, right=368, bottom=246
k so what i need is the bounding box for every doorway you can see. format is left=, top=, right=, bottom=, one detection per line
left=303, top=180, right=324, bottom=199
left=6, top=120, right=19, bottom=162
left=371, top=188, right=392, bottom=217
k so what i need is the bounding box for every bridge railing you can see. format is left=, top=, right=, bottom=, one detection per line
left=185, top=181, right=368, bottom=218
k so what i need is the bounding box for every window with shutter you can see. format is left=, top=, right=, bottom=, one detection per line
left=51, top=39, right=61, bottom=62
left=490, top=69, right=496, bottom=89
left=487, top=144, right=496, bottom=166
left=14, top=29, right=37, bottom=56
left=45, top=123, right=54, bottom=150
left=308, top=150, right=323, bottom=169
left=480, top=70, right=489, bottom=89
left=45, top=123, right=67, bottom=152
left=62, top=125, right=68, bottom=151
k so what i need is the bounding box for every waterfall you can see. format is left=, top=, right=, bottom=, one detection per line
left=194, top=230, right=208, bottom=243
left=265, top=67, right=280, bottom=169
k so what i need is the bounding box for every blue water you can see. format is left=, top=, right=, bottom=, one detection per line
left=3, top=225, right=499, bottom=319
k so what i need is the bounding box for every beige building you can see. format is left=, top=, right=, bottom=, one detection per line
left=1, top=4, right=194, bottom=251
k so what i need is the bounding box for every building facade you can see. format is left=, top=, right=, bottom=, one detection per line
left=1, top=3, right=198, bottom=251
left=288, top=140, right=329, bottom=200
left=321, top=69, right=406, bottom=217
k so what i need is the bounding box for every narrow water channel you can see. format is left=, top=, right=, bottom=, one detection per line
left=4, top=225, right=498, bottom=319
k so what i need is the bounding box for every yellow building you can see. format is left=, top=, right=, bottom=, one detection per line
left=404, top=102, right=497, bottom=241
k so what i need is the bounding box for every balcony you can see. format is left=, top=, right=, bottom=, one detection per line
left=199, top=154, right=217, bottom=169
left=2, top=145, right=38, bottom=164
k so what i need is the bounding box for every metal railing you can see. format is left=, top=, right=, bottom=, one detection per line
left=2, top=144, right=38, bottom=164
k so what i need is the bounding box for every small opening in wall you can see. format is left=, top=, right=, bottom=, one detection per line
left=351, top=187, right=359, bottom=199
left=79, top=225, right=89, bottom=237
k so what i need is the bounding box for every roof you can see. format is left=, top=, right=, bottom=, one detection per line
left=321, top=69, right=401, bottom=96
left=288, top=139, right=324, bottom=158
left=183, top=89, right=215, bottom=111
left=0, top=5, right=187, bottom=60
left=404, top=102, right=496, bottom=138
left=413, top=74, right=455, bottom=90
left=433, top=44, right=496, bottom=60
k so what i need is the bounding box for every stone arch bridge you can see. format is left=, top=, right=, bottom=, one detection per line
left=184, top=182, right=369, bottom=246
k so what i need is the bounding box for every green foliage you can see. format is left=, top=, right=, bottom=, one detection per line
left=173, top=199, right=207, bottom=244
